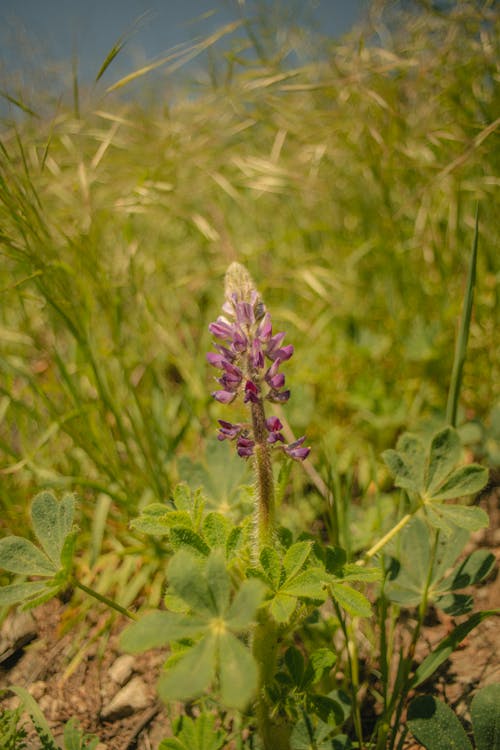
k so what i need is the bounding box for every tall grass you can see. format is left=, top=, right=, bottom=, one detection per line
left=0, top=0, right=498, bottom=546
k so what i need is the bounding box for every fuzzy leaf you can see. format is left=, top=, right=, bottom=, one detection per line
left=260, top=546, right=282, bottom=590
left=120, top=611, right=206, bottom=653
left=202, top=512, right=229, bottom=548
left=270, top=593, right=297, bottom=623
left=0, top=536, right=57, bottom=576
left=31, top=491, right=74, bottom=566
left=131, top=506, right=192, bottom=536
left=225, top=579, right=265, bottom=630
left=205, top=550, right=230, bottom=615
left=430, top=464, right=488, bottom=500
left=169, top=527, right=210, bottom=557
left=407, top=695, right=472, bottom=749
left=426, top=427, right=462, bottom=494
left=282, top=568, right=326, bottom=600
left=168, top=551, right=215, bottom=616
left=218, top=630, right=258, bottom=709
left=471, top=684, right=500, bottom=750
left=285, top=646, right=305, bottom=686
left=425, top=503, right=489, bottom=533
left=283, top=541, right=312, bottom=579
left=0, top=580, right=51, bottom=606
left=382, top=433, right=426, bottom=494
left=330, top=583, right=372, bottom=618
left=158, top=633, right=216, bottom=702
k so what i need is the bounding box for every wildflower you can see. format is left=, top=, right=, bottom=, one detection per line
left=207, top=262, right=310, bottom=462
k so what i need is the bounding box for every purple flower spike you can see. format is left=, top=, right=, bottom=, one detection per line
left=207, top=262, right=311, bottom=463
left=284, top=437, right=311, bottom=461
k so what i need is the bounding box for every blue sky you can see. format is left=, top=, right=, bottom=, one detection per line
left=1, top=1, right=369, bottom=90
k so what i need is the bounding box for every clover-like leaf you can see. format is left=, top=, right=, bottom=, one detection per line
left=430, top=464, right=489, bottom=501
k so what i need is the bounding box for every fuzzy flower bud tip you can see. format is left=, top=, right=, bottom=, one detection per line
left=208, top=263, right=310, bottom=462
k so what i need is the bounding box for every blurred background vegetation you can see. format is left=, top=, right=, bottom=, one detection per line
left=0, top=1, right=498, bottom=560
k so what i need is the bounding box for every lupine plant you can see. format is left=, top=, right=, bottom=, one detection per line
left=0, top=255, right=498, bottom=749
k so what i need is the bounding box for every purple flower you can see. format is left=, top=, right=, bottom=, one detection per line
left=284, top=437, right=311, bottom=461
left=237, top=436, right=255, bottom=457
left=217, top=420, right=244, bottom=440
left=207, top=262, right=310, bottom=462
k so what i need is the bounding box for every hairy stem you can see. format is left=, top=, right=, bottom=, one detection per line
left=251, top=398, right=275, bottom=553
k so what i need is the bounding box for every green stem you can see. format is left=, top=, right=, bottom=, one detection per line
left=333, top=600, right=364, bottom=748
left=362, top=512, right=413, bottom=563
left=74, top=579, right=137, bottom=620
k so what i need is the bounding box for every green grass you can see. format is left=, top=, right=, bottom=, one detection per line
left=0, top=0, right=498, bottom=549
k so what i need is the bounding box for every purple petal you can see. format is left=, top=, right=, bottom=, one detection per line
left=273, top=344, right=294, bottom=363
left=266, top=332, right=286, bottom=358
left=212, top=389, right=237, bottom=404
left=206, top=352, right=226, bottom=368
left=250, top=339, right=265, bottom=370
left=235, top=301, right=255, bottom=326
left=266, top=416, right=283, bottom=432
left=243, top=380, right=260, bottom=403
left=257, top=313, right=272, bottom=342
left=209, top=317, right=234, bottom=341
left=267, top=389, right=290, bottom=403
left=237, top=436, right=255, bottom=457
left=284, top=436, right=311, bottom=461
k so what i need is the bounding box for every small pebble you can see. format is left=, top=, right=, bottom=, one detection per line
left=101, top=676, right=150, bottom=721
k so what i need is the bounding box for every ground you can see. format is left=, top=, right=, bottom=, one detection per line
left=1, top=492, right=498, bottom=750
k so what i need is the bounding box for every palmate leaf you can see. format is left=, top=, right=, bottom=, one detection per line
left=382, top=433, right=426, bottom=494
left=225, top=578, right=265, bottom=630
left=167, top=550, right=216, bottom=616
left=130, top=505, right=192, bottom=536
left=159, top=714, right=225, bottom=750
left=270, top=592, right=297, bottom=623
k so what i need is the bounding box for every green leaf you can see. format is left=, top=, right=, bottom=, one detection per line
left=0, top=580, right=52, bottom=606
left=120, top=611, right=206, bottom=653
left=339, top=563, right=381, bottom=583
left=226, top=525, right=245, bottom=559
left=260, top=546, right=283, bottom=589
left=431, top=464, right=488, bottom=500
left=158, top=633, right=216, bottom=702
left=0, top=536, right=57, bottom=576
left=160, top=714, right=225, bottom=750
left=270, top=593, right=296, bottom=623
left=169, top=527, right=210, bottom=557
left=426, top=427, right=462, bottom=495
left=131, top=506, right=192, bottom=536
left=168, top=551, right=215, bottom=616
left=309, top=648, right=336, bottom=684
left=411, top=610, right=499, bottom=688
left=308, top=695, right=345, bottom=725
left=330, top=583, right=372, bottom=618
left=225, top=579, right=265, bottom=630
left=31, top=491, right=74, bottom=566
left=218, top=630, right=258, bottom=709
left=282, top=568, right=326, bottom=600
left=205, top=550, right=230, bottom=615
left=471, top=684, right=500, bottom=750
left=283, top=541, right=312, bottom=579
left=324, top=545, right=347, bottom=574
left=407, top=695, right=473, bottom=750
left=435, top=593, right=473, bottom=616
left=425, top=503, right=489, bottom=533
left=382, top=433, right=426, bottom=494
left=202, top=513, right=229, bottom=548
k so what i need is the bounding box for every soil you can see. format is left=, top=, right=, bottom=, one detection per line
left=1, top=491, right=499, bottom=750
